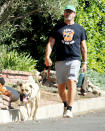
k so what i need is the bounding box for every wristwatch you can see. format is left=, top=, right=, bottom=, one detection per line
left=82, top=61, right=87, bottom=64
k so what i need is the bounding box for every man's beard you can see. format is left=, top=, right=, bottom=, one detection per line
left=64, top=16, right=73, bottom=21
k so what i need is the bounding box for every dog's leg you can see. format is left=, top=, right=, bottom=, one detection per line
left=19, top=104, right=28, bottom=121
left=33, top=91, right=40, bottom=120
left=29, top=89, right=40, bottom=120
left=33, top=98, right=38, bottom=120
left=25, top=103, right=30, bottom=119
left=19, top=108, right=25, bottom=121
left=29, top=100, right=35, bottom=120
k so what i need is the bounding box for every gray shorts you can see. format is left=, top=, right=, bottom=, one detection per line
left=55, top=60, right=81, bottom=84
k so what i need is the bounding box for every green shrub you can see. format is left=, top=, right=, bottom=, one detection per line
left=0, top=0, right=104, bottom=72
left=76, top=0, right=105, bottom=73
left=0, top=45, right=37, bottom=72
left=86, top=69, right=105, bottom=90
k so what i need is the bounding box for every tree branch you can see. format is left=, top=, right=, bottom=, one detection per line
left=0, top=0, right=14, bottom=17
left=10, top=8, right=40, bottom=22
left=0, top=0, right=14, bottom=27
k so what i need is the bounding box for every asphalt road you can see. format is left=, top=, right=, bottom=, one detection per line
left=0, top=109, right=105, bottom=131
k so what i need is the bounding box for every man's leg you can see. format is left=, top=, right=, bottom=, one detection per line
left=58, top=80, right=76, bottom=111
left=58, top=83, right=68, bottom=115
left=65, top=60, right=80, bottom=115
left=58, top=83, right=67, bottom=102
left=55, top=61, right=68, bottom=108
left=63, top=79, right=76, bottom=118
left=67, top=79, right=76, bottom=107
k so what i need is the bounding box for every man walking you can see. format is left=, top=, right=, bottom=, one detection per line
left=45, top=5, right=87, bottom=118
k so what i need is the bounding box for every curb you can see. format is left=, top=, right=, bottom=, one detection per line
left=0, top=97, right=105, bottom=124
left=73, top=97, right=105, bottom=115
left=0, top=109, right=20, bottom=124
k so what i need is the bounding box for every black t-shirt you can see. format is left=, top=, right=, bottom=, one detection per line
left=50, top=22, right=87, bottom=61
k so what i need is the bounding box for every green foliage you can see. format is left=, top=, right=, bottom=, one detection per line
left=86, top=69, right=105, bottom=90
left=0, top=0, right=78, bottom=71
left=0, top=0, right=105, bottom=73
left=76, top=0, right=105, bottom=72
left=0, top=45, right=37, bottom=72
left=39, top=0, right=78, bottom=21
left=0, top=22, right=17, bottom=42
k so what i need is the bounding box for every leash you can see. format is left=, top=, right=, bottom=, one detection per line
left=42, top=66, right=50, bottom=84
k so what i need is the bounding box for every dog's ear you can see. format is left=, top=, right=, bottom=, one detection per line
left=19, top=83, right=23, bottom=87
left=16, top=81, right=23, bottom=87
left=29, top=85, right=33, bottom=88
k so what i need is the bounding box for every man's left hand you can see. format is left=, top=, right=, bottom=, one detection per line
left=81, top=64, right=87, bottom=72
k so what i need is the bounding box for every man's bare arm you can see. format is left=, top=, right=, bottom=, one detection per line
left=80, top=40, right=87, bottom=72
left=45, top=37, right=55, bottom=66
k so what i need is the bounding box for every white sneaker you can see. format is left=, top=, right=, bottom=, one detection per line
left=64, top=110, right=73, bottom=118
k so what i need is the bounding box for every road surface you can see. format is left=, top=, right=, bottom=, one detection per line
left=0, top=109, right=105, bottom=131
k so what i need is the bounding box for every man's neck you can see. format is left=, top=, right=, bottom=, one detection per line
left=64, top=20, right=75, bottom=25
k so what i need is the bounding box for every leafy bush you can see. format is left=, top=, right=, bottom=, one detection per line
left=0, top=45, right=37, bottom=72
left=0, top=0, right=104, bottom=72
left=76, top=0, right=105, bottom=73
left=86, top=69, right=105, bottom=90
left=0, top=0, right=78, bottom=71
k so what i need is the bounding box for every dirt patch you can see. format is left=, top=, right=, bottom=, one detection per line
left=39, top=89, right=61, bottom=106
left=39, top=87, right=100, bottom=106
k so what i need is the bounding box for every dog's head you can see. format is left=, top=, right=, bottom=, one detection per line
left=14, top=81, right=39, bottom=102
left=22, top=83, right=32, bottom=98
left=13, top=82, right=29, bottom=102
left=23, top=82, right=39, bottom=99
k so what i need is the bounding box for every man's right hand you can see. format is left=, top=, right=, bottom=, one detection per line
left=45, top=57, right=52, bottom=67
left=44, top=37, right=55, bottom=67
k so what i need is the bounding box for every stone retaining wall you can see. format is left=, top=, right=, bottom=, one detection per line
left=0, top=95, right=11, bottom=109
left=0, top=69, right=33, bottom=84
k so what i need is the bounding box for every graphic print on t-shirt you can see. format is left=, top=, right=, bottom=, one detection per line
left=62, top=29, right=75, bottom=45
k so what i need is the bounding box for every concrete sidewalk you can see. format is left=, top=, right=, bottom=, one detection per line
left=0, top=96, right=105, bottom=124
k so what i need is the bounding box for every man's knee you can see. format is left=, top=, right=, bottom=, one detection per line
left=58, top=83, right=66, bottom=95
left=67, top=79, right=76, bottom=89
